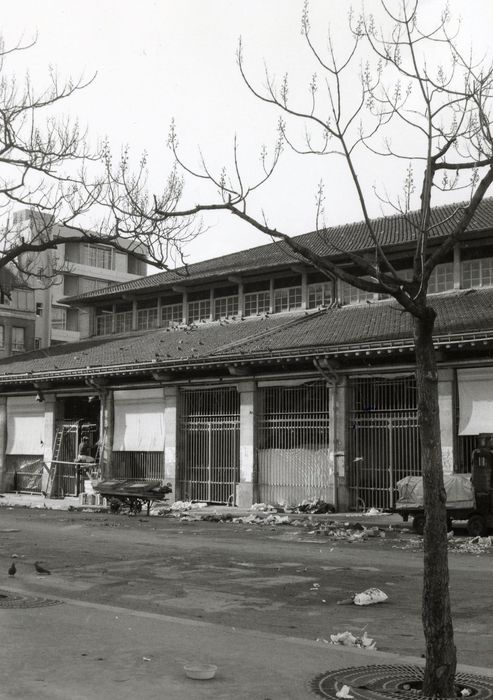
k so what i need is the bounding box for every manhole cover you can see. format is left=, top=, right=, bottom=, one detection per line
left=310, top=664, right=493, bottom=700
left=0, top=590, right=63, bottom=609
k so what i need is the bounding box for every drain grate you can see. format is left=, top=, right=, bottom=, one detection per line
left=310, top=664, right=493, bottom=700
left=0, top=590, right=63, bottom=609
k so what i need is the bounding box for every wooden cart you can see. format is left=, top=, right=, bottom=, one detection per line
left=93, top=479, right=172, bottom=515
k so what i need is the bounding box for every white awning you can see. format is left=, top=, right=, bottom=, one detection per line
left=458, top=368, right=493, bottom=435
left=7, top=396, right=45, bottom=455
left=113, top=388, right=165, bottom=451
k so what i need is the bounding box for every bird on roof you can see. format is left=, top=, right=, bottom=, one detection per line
left=8, top=561, right=16, bottom=576
left=34, top=561, right=51, bottom=575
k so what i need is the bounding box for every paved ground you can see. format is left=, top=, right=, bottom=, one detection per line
left=0, top=495, right=492, bottom=699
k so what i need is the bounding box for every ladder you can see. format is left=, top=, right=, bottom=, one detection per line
left=45, top=426, right=65, bottom=497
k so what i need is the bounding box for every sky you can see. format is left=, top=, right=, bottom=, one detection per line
left=2, top=1, right=493, bottom=267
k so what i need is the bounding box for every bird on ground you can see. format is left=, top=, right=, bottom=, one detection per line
left=8, top=562, right=16, bottom=576
left=34, top=561, right=51, bottom=575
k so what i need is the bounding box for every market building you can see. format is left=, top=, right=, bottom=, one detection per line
left=1, top=200, right=493, bottom=510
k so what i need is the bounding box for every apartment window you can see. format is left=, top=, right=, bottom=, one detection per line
left=12, top=326, right=25, bottom=352
left=308, top=282, right=332, bottom=308
left=137, top=307, right=158, bottom=330
left=82, top=243, right=114, bottom=270
left=188, top=298, right=211, bottom=323
left=36, top=302, right=43, bottom=317
left=161, top=303, right=183, bottom=328
left=461, top=257, right=493, bottom=289
left=0, top=325, right=4, bottom=348
left=51, top=306, right=67, bottom=330
left=214, top=295, right=238, bottom=320
left=115, top=311, right=133, bottom=333
left=11, top=289, right=33, bottom=311
left=340, top=280, right=375, bottom=305
left=95, top=313, right=113, bottom=336
left=244, top=291, right=270, bottom=317
left=274, top=286, right=302, bottom=313
left=428, top=262, right=454, bottom=294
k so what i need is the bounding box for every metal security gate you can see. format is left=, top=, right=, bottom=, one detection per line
left=257, top=382, right=332, bottom=505
left=347, top=376, right=421, bottom=510
left=178, top=388, right=240, bottom=503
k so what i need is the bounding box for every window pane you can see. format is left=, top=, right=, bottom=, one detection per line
left=51, top=306, right=67, bottom=329
left=161, top=303, right=183, bottom=327
left=12, top=326, right=25, bottom=351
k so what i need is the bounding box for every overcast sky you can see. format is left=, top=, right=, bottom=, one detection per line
left=3, top=1, right=493, bottom=265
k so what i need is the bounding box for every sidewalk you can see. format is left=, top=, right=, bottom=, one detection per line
left=1, top=588, right=491, bottom=700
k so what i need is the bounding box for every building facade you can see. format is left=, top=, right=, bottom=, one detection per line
left=1, top=200, right=493, bottom=510
left=0, top=268, right=36, bottom=359
left=12, top=209, right=148, bottom=349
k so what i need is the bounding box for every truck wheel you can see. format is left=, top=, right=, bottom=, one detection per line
left=467, top=514, right=487, bottom=537
left=412, top=514, right=425, bottom=535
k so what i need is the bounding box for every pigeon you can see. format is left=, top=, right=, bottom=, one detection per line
left=8, top=562, right=16, bottom=576
left=34, top=561, right=51, bottom=575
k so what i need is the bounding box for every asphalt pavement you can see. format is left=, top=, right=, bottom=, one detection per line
left=1, top=493, right=491, bottom=699
left=2, top=587, right=491, bottom=700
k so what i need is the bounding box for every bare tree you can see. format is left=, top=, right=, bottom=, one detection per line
left=125, top=1, right=493, bottom=695
left=0, top=35, right=195, bottom=293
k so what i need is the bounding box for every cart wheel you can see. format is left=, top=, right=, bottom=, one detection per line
left=412, top=514, right=425, bottom=535
left=129, top=499, right=142, bottom=514
left=467, top=514, right=487, bottom=537
left=110, top=497, right=121, bottom=514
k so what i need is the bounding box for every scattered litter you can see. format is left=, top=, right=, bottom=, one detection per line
left=353, top=588, right=388, bottom=606
left=364, top=507, right=381, bottom=516
left=170, top=501, right=193, bottom=511
left=330, top=630, right=377, bottom=650
left=251, top=502, right=277, bottom=512
left=336, top=684, right=354, bottom=699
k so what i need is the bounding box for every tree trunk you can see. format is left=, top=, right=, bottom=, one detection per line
left=414, top=310, right=457, bottom=697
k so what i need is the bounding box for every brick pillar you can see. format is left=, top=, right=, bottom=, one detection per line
left=333, top=378, right=349, bottom=512
left=0, top=396, right=7, bottom=492
left=41, top=395, right=56, bottom=492
left=164, top=386, right=177, bottom=502
left=438, top=368, right=455, bottom=475
left=101, top=390, right=114, bottom=480
left=237, top=381, right=255, bottom=507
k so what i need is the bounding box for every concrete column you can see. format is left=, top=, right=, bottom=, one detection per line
left=101, top=390, right=114, bottom=480
left=269, top=279, right=274, bottom=314
left=41, top=395, right=57, bottom=492
left=182, top=291, right=188, bottom=324
left=237, top=380, right=255, bottom=507
left=438, top=368, right=455, bottom=475
left=453, top=243, right=461, bottom=289
left=237, top=282, right=244, bottom=318
left=0, top=396, right=7, bottom=492
left=131, top=300, right=137, bottom=331
left=333, top=378, right=349, bottom=512
left=209, top=288, right=214, bottom=322
left=164, top=386, right=177, bottom=502
left=301, top=272, right=308, bottom=310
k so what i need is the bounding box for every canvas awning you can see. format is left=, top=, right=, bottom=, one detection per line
left=6, top=396, right=45, bottom=455
left=113, top=388, right=165, bottom=451
left=458, top=368, right=493, bottom=435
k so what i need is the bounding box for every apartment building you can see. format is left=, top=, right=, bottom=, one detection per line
left=12, top=210, right=148, bottom=348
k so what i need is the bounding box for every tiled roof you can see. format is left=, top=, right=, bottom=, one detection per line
left=63, top=198, right=493, bottom=304
left=2, top=287, right=493, bottom=383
